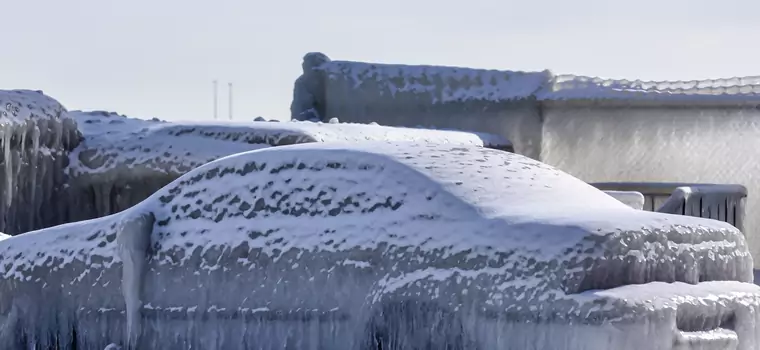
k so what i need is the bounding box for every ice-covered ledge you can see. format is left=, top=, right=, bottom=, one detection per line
left=291, top=52, right=760, bottom=124
left=290, top=52, right=550, bottom=120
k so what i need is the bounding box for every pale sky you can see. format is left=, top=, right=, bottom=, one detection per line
left=4, top=0, right=760, bottom=121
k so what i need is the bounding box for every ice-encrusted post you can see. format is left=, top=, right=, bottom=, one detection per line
left=117, top=212, right=155, bottom=349
left=290, top=52, right=331, bottom=121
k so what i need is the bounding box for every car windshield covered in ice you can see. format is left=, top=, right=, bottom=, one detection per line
left=0, top=142, right=757, bottom=350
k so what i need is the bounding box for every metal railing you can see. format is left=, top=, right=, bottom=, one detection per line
left=592, top=182, right=747, bottom=233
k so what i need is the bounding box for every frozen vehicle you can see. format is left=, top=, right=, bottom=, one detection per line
left=65, top=110, right=512, bottom=229
left=0, top=143, right=757, bottom=350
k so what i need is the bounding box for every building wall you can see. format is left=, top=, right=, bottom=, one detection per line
left=541, top=104, right=760, bottom=261
left=324, top=95, right=544, bottom=159
left=291, top=53, right=547, bottom=159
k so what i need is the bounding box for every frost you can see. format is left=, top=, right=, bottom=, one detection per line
left=62, top=110, right=509, bottom=224
left=291, top=53, right=760, bottom=118
left=603, top=190, right=645, bottom=210
left=0, top=90, right=80, bottom=234
left=0, top=91, right=511, bottom=235
left=0, top=142, right=757, bottom=349
left=541, top=74, right=760, bottom=102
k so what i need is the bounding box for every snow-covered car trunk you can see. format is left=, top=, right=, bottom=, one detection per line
left=0, top=143, right=756, bottom=350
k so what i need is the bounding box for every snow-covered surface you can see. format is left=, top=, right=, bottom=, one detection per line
left=313, top=54, right=550, bottom=103
left=0, top=89, right=67, bottom=122
left=0, top=143, right=756, bottom=349
left=301, top=53, right=760, bottom=104
left=0, top=90, right=79, bottom=234
left=69, top=110, right=509, bottom=176
left=603, top=190, right=645, bottom=210
left=541, top=75, right=760, bottom=102
left=323, top=61, right=549, bottom=102
left=64, top=110, right=509, bottom=223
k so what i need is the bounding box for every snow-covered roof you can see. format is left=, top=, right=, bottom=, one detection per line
left=317, top=59, right=550, bottom=103
left=69, top=111, right=510, bottom=177
left=539, top=74, right=760, bottom=103
left=307, top=53, right=760, bottom=105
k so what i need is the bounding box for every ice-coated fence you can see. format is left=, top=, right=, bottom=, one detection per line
left=593, top=182, right=747, bottom=232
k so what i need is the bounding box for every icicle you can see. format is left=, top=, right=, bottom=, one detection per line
left=2, top=125, right=11, bottom=207
left=117, top=212, right=155, bottom=349
left=19, top=122, right=28, bottom=229
left=29, top=124, right=40, bottom=229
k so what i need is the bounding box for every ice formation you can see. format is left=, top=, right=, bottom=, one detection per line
left=0, top=88, right=513, bottom=236
left=289, top=52, right=760, bottom=267
left=541, top=75, right=760, bottom=102
left=0, top=142, right=757, bottom=349
left=291, top=52, right=760, bottom=117
left=0, top=90, right=80, bottom=235
left=66, top=110, right=509, bottom=224
left=603, top=190, right=645, bottom=210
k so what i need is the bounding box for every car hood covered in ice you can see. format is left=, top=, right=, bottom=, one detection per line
left=0, top=142, right=756, bottom=350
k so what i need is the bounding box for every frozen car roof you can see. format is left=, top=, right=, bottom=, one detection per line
left=69, top=111, right=511, bottom=177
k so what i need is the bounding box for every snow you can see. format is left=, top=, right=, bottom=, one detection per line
left=0, top=142, right=756, bottom=349
left=0, top=90, right=66, bottom=122
left=0, top=90, right=80, bottom=234
left=541, top=74, right=760, bottom=102
left=297, top=53, right=760, bottom=105
left=309, top=53, right=550, bottom=103
left=64, top=110, right=509, bottom=225
left=69, top=110, right=509, bottom=177
left=602, top=190, right=645, bottom=210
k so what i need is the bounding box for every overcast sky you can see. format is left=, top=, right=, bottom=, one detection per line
left=4, top=0, right=760, bottom=121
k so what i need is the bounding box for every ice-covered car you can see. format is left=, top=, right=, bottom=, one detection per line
left=0, top=142, right=757, bottom=350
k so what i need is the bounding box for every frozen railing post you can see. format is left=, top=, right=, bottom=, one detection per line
left=591, top=182, right=747, bottom=234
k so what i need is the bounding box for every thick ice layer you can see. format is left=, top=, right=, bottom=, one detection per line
left=291, top=52, right=760, bottom=123
left=541, top=75, right=760, bottom=103
left=289, top=53, right=760, bottom=265
left=317, top=56, right=548, bottom=103
left=0, top=90, right=80, bottom=234
left=290, top=52, right=549, bottom=121
left=603, top=190, right=645, bottom=210
left=66, top=111, right=509, bottom=223
left=0, top=143, right=756, bottom=349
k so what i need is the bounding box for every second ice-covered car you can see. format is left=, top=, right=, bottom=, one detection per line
left=0, top=142, right=757, bottom=350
